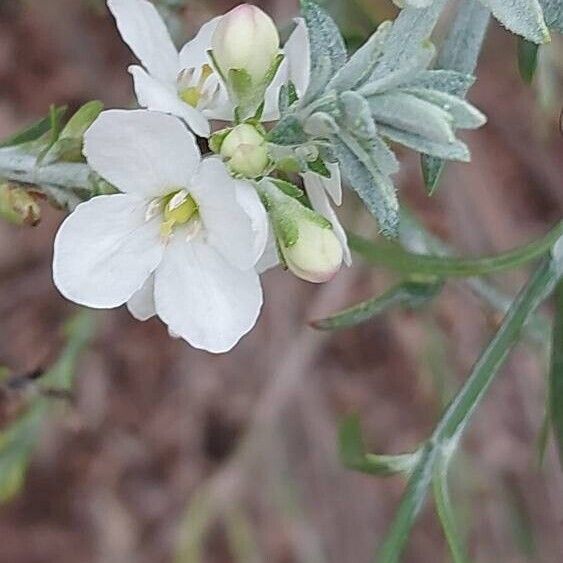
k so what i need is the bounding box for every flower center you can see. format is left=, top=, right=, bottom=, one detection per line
left=177, top=64, right=216, bottom=109
left=146, top=190, right=199, bottom=238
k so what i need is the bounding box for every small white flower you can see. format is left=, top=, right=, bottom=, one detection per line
left=53, top=110, right=268, bottom=353
left=107, top=0, right=310, bottom=136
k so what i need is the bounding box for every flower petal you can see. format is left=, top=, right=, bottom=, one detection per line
left=303, top=162, right=342, bottom=205
left=84, top=109, right=201, bottom=197
left=53, top=194, right=163, bottom=308
left=179, top=17, right=221, bottom=70
left=303, top=174, right=351, bottom=266
left=190, top=158, right=256, bottom=270
left=130, top=66, right=211, bottom=137
left=108, top=0, right=180, bottom=83
left=127, top=275, right=156, bottom=321
left=256, top=228, right=280, bottom=273
left=283, top=18, right=311, bottom=98
left=234, top=180, right=269, bottom=266
left=154, top=236, right=263, bottom=353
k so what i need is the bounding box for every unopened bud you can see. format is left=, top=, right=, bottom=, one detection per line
left=220, top=124, right=269, bottom=178
left=0, top=183, right=41, bottom=227
left=281, top=218, right=343, bottom=283
left=211, top=4, right=280, bottom=83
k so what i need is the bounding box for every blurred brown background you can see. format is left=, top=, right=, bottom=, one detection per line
left=0, top=1, right=562, bottom=562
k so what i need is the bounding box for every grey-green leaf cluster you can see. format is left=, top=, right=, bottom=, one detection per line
left=397, top=0, right=555, bottom=43
left=269, top=1, right=486, bottom=238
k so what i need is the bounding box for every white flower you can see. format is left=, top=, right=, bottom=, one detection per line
left=107, top=0, right=310, bottom=136
left=53, top=110, right=268, bottom=353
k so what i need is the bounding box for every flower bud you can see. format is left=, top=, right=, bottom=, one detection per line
left=281, top=218, right=343, bottom=283
left=220, top=124, right=269, bottom=178
left=0, top=183, right=41, bottom=227
left=211, top=4, right=280, bottom=83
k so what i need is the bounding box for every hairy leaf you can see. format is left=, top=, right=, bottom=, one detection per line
left=480, top=0, right=550, bottom=43
left=331, top=131, right=399, bottom=237
left=300, top=0, right=347, bottom=98
left=328, top=21, right=392, bottom=92
left=403, top=88, right=487, bottom=129
left=379, top=124, right=470, bottom=161
left=369, top=92, right=456, bottom=143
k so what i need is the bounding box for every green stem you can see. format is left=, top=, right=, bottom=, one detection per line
left=349, top=221, right=563, bottom=278
left=376, top=260, right=559, bottom=562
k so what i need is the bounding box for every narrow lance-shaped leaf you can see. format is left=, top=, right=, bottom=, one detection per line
left=311, top=279, right=443, bottom=330
left=299, top=0, right=347, bottom=102
left=433, top=456, right=470, bottom=563
left=339, top=415, right=421, bottom=477
left=517, top=38, right=540, bottom=84
left=0, top=106, right=67, bottom=149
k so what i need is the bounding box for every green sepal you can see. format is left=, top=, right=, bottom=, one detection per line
left=270, top=178, right=305, bottom=200
left=209, top=127, right=232, bottom=154
left=308, top=155, right=331, bottom=178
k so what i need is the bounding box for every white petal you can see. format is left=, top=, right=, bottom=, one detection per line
left=154, top=236, right=263, bottom=353
left=179, top=17, right=221, bottom=70
left=84, top=109, right=201, bottom=197
left=303, top=176, right=351, bottom=266
left=130, top=66, right=211, bottom=137
left=190, top=158, right=256, bottom=270
left=256, top=228, right=280, bottom=273
left=127, top=275, right=156, bottom=321
left=284, top=18, right=311, bottom=98
left=234, top=180, right=269, bottom=266
left=53, top=194, right=163, bottom=308
left=108, top=0, right=180, bottom=84
left=302, top=162, right=342, bottom=205
left=260, top=18, right=311, bottom=122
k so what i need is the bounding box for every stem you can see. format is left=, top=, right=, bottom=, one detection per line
left=0, top=147, right=91, bottom=191
left=349, top=221, right=563, bottom=277
left=434, top=260, right=557, bottom=440
left=376, top=260, right=559, bottom=562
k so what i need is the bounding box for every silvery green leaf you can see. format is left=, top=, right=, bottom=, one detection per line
left=304, top=111, right=340, bottom=138
left=379, top=124, right=471, bottom=161
left=372, top=0, right=446, bottom=74
left=406, top=70, right=475, bottom=95
left=328, top=21, right=392, bottom=92
left=332, top=130, right=399, bottom=237
left=480, top=0, right=550, bottom=43
left=436, top=0, right=490, bottom=75
left=360, top=41, right=436, bottom=96
left=267, top=115, right=308, bottom=145
left=402, top=88, right=487, bottom=128
left=369, top=135, right=400, bottom=176
left=300, top=0, right=347, bottom=99
left=368, top=92, right=455, bottom=143
left=393, top=0, right=435, bottom=6
left=338, top=91, right=377, bottom=140
left=540, top=0, right=563, bottom=32
left=421, top=0, right=489, bottom=194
